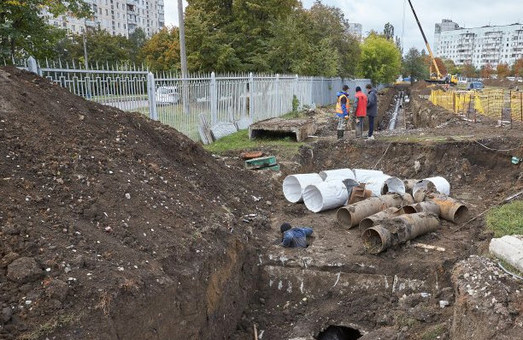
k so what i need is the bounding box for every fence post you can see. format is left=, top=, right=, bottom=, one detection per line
left=210, top=72, right=217, bottom=125
left=249, top=72, right=254, bottom=119
left=27, top=56, right=39, bottom=75
left=275, top=74, right=280, bottom=116
left=294, top=74, right=299, bottom=109
left=147, top=72, right=158, bottom=120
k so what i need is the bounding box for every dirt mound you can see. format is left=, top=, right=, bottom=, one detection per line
left=0, top=67, right=272, bottom=339
left=483, top=78, right=519, bottom=89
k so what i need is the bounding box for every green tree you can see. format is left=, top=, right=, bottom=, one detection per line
left=402, top=47, right=427, bottom=81
left=140, top=27, right=180, bottom=71
left=442, top=58, right=458, bottom=75
left=359, top=34, right=401, bottom=84
left=307, top=1, right=360, bottom=77
left=383, top=22, right=394, bottom=40
left=128, top=28, right=147, bottom=64
left=0, top=0, right=90, bottom=60
left=64, top=29, right=132, bottom=67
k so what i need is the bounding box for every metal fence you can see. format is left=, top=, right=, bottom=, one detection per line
left=15, top=57, right=369, bottom=142
left=430, top=88, right=523, bottom=125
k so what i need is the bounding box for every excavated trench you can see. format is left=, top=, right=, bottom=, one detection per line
left=226, top=136, right=521, bottom=339
left=226, top=88, right=523, bottom=339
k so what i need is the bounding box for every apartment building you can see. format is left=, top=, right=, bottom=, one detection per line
left=434, top=19, right=523, bottom=68
left=44, top=0, right=165, bottom=37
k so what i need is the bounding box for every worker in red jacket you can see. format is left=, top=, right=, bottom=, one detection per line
left=352, top=86, right=368, bottom=138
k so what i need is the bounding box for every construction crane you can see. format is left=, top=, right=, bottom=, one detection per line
left=407, top=0, right=457, bottom=85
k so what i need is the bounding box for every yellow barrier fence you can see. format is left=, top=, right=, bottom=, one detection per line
left=429, top=89, right=523, bottom=123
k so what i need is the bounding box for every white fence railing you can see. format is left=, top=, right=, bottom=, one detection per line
left=17, top=57, right=370, bottom=142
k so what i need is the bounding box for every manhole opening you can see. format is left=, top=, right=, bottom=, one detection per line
left=250, top=129, right=297, bottom=141
left=317, top=325, right=362, bottom=340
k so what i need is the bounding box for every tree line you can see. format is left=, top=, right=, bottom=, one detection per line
left=1, top=0, right=404, bottom=84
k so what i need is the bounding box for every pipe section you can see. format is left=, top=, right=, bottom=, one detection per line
left=388, top=92, right=404, bottom=130
left=303, top=181, right=349, bottom=213
left=353, top=169, right=384, bottom=183
left=404, top=201, right=441, bottom=216
left=362, top=212, right=440, bottom=254
left=426, top=194, right=469, bottom=223
left=336, top=193, right=413, bottom=228
left=319, top=169, right=356, bottom=182
left=403, top=179, right=420, bottom=194
left=359, top=207, right=403, bottom=230
left=413, top=176, right=451, bottom=202
left=283, top=173, right=323, bottom=203
left=383, top=177, right=406, bottom=195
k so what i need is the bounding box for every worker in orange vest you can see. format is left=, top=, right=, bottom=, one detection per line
left=352, top=86, right=368, bottom=138
left=335, top=85, right=350, bottom=139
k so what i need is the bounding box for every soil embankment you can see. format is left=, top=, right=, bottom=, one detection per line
left=0, top=67, right=272, bottom=339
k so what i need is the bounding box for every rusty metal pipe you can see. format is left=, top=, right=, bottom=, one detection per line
left=403, top=179, right=419, bottom=194
left=337, top=194, right=413, bottom=228
left=359, top=207, right=405, bottom=230
left=426, top=194, right=469, bottom=223
left=404, top=201, right=441, bottom=216
left=362, top=212, right=440, bottom=254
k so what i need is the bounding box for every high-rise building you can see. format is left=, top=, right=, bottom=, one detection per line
left=434, top=19, right=523, bottom=68
left=44, top=0, right=165, bottom=37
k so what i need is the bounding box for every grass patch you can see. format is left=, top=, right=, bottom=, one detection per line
left=19, top=312, right=82, bottom=340
left=203, top=129, right=304, bottom=154
left=421, top=323, right=447, bottom=340
left=486, top=200, right=523, bottom=237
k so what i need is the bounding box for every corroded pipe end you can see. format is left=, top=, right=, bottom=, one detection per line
left=362, top=226, right=391, bottom=254
left=336, top=207, right=354, bottom=228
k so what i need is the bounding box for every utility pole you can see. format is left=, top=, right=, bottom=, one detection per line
left=178, top=0, right=189, bottom=114
left=83, top=31, right=89, bottom=70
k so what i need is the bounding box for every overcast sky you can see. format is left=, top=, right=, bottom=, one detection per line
left=164, top=0, right=523, bottom=54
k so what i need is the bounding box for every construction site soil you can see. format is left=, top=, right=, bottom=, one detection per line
left=1, top=67, right=523, bottom=340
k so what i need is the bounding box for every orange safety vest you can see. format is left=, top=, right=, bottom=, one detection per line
left=355, top=91, right=368, bottom=117
left=336, top=94, right=350, bottom=115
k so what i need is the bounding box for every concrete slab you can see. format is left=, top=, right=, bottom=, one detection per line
left=249, top=118, right=317, bottom=142
left=211, top=122, right=238, bottom=140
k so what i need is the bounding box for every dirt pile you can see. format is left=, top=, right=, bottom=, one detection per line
left=0, top=67, right=272, bottom=339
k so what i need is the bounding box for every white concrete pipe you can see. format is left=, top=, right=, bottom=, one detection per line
left=302, top=180, right=349, bottom=213
left=413, top=176, right=451, bottom=202
left=353, top=169, right=384, bottom=183
left=365, top=174, right=391, bottom=196
left=319, top=168, right=356, bottom=182
left=282, top=173, right=323, bottom=203
left=383, top=177, right=406, bottom=195
left=489, top=236, right=523, bottom=274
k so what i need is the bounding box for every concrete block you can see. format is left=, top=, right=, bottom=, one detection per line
left=489, top=235, right=523, bottom=272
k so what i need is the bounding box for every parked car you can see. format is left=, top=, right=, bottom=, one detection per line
left=156, top=86, right=180, bottom=104
left=467, top=81, right=484, bottom=91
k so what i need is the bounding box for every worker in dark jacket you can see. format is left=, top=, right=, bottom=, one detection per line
left=280, top=223, right=313, bottom=248
left=366, top=84, right=378, bottom=139
left=352, top=86, right=367, bottom=138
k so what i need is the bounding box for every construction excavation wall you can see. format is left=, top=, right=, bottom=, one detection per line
left=1, top=68, right=523, bottom=340
left=0, top=68, right=272, bottom=339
